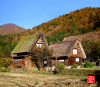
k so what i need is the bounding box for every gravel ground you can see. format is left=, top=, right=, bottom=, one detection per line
left=0, top=72, right=98, bottom=87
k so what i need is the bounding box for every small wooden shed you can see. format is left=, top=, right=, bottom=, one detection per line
left=48, top=39, right=86, bottom=70
left=11, top=33, right=48, bottom=67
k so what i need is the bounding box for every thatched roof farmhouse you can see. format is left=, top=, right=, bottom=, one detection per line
left=48, top=39, right=86, bottom=70
left=11, top=33, right=48, bottom=67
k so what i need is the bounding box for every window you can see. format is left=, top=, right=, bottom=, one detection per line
left=76, top=58, right=79, bottom=62
left=59, top=60, right=64, bottom=62
left=13, top=59, right=18, bottom=66
left=13, top=59, right=18, bottom=64
left=37, top=43, right=42, bottom=48
left=73, top=49, right=77, bottom=54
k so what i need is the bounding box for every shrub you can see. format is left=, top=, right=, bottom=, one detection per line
left=7, top=58, right=13, bottom=65
left=17, top=64, right=22, bottom=68
left=55, top=63, right=65, bottom=74
left=0, top=67, right=9, bottom=72
left=73, top=64, right=78, bottom=68
left=0, top=58, right=12, bottom=67
left=14, top=64, right=23, bottom=68
left=84, top=62, right=93, bottom=68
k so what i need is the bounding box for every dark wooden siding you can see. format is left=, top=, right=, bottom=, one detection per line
left=68, top=56, right=75, bottom=66
left=48, top=56, right=68, bottom=66
left=75, top=57, right=82, bottom=66
left=68, top=56, right=82, bottom=66
left=48, top=56, right=82, bottom=66
left=67, top=43, right=82, bottom=66
left=48, top=59, right=53, bottom=67
left=65, top=59, right=68, bottom=66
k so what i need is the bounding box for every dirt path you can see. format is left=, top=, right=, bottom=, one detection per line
left=0, top=73, right=97, bottom=87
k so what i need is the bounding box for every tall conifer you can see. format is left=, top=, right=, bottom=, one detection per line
left=0, top=46, right=2, bottom=58
left=4, top=46, right=11, bottom=58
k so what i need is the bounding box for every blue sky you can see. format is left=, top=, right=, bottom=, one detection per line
left=0, top=0, right=100, bottom=29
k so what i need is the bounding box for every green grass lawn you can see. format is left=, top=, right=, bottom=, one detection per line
left=75, top=66, right=100, bottom=70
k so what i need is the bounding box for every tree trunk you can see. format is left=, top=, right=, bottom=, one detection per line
left=38, top=59, right=41, bottom=70
left=47, top=56, right=48, bottom=71
left=56, top=57, right=58, bottom=66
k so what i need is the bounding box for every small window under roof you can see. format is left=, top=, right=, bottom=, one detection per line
left=73, top=49, right=77, bottom=54
left=37, top=43, right=42, bottom=48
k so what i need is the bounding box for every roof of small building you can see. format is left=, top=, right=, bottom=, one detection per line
left=49, top=39, right=86, bottom=58
left=12, top=33, right=47, bottom=54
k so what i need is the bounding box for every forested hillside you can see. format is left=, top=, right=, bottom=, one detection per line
left=0, top=7, right=100, bottom=59
left=32, top=7, right=100, bottom=35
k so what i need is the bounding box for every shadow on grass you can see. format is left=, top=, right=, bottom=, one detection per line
left=81, top=79, right=87, bottom=81
left=95, top=75, right=100, bottom=83
left=95, top=71, right=100, bottom=86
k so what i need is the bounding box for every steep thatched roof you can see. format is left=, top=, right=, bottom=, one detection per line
left=49, top=40, right=76, bottom=57
left=12, top=33, right=47, bottom=54
left=49, top=39, right=86, bottom=58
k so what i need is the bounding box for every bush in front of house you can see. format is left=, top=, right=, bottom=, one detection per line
left=17, top=64, right=22, bottom=68
left=0, top=67, right=9, bottom=72
left=0, top=58, right=12, bottom=67
left=55, top=63, right=65, bottom=74
left=84, top=62, right=93, bottom=68
left=73, top=64, right=78, bottom=68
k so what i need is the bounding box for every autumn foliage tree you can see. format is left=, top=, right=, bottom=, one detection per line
left=31, top=47, right=52, bottom=70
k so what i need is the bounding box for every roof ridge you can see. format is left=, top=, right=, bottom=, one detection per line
left=50, top=40, right=76, bottom=45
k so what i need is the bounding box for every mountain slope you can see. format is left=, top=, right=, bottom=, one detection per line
left=31, top=7, right=100, bottom=36
left=0, top=23, right=26, bottom=35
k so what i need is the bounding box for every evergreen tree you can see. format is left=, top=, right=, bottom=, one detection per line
left=82, top=38, right=100, bottom=61
left=4, top=46, right=11, bottom=58
left=0, top=46, right=2, bottom=58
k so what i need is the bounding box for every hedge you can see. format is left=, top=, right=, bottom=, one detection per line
left=62, top=69, right=100, bottom=76
left=9, top=68, right=53, bottom=74
left=6, top=68, right=100, bottom=76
